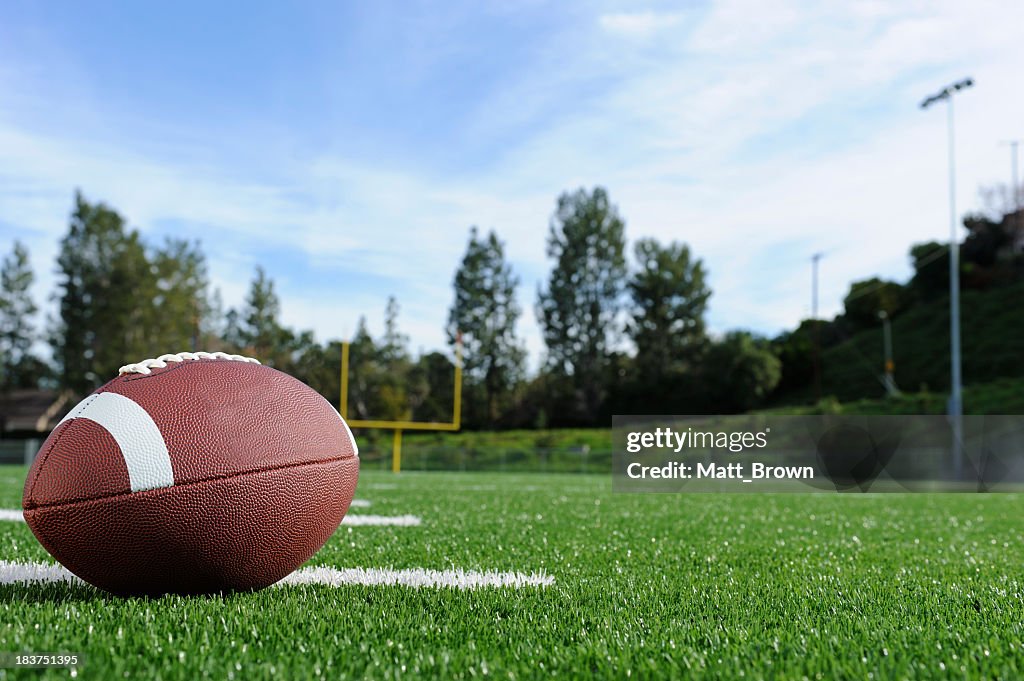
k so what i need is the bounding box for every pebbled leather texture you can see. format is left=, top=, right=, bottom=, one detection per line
left=22, top=359, right=359, bottom=596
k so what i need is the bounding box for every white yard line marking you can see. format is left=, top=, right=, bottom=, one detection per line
left=0, top=560, right=553, bottom=590
left=342, top=514, right=421, bottom=526
left=0, top=509, right=414, bottom=526
left=0, top=561, right=77, bottom=585
left=349, top=499, right=371, bottom=508
left=280, top=566, right=554, bottom=589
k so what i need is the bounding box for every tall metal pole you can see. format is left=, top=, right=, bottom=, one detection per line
left=878, top=310, right=897, bottom=396
left=921, top=77, right=972, bottom=479
left=811, top=252, right=823, bottom=402
left=946, top=93, right=963, bottom=479
left=811, top=253, right=822, bottom=320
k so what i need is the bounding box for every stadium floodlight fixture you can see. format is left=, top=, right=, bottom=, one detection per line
left=919, top=77, right=973, bottom=480
left=919, top=78, right=974, bottom=109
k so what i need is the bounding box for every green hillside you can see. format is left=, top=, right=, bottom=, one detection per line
left=763, top=377, right=1024, bottom=416
left=786, top=281, right=1024, bottom=404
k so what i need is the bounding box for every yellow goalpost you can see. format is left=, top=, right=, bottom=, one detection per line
left=339, top=339, right=462, bottom=473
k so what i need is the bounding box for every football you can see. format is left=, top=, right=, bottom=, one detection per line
left=21, top=351, right=360, bottom=596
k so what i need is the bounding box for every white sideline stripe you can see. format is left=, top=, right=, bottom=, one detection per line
left=59, top=392, right=175, bottom=492
left=342, top=514, right=421, bottom=526
left=0, top=509, right=411, bottom=526
left=0, top=561, right=554, bottom=590
left=0, top=508, right=402, bottom=524
left=0, top=561, right=80, bottom=586
left=280, top=566, right=554, bottom=589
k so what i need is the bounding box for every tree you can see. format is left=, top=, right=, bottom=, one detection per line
left=150, top=238, right=210, bottom=352
left=447, top=227, right=525, bottom=425
left=959, top=211, right=1024, bottom=289
left=0, top=241, right=41, bottom=390
left=978, top=182, right=1024, bottom=220
left=345, top=317, right=379, bottom=420
left=842, top=278, right=907, bottom=332
left=909, top=241, right=950, bottom=301
left=628, top=238, right=710, bottom=391
left=771, top=320, right=817, bottom=397
left=222, top=307, right=245, bottom=352
left=536, top=187, right=627, bottom=422
left=199, top=287, right=229, bottom=351
left=290, top=335, right=341, bottom=404
left=237, top=266, right=290, bottom=365
left=380, top=296, right=408, bottom=365
left=961, top=214, right=1008, bottom=268
left=52, top=191, right=156, bottom=394
left=408, top=351, right=455, bottom=423
left=700, top=332, right=781, bottom=413
left=377, top=296, right=412, bottom=420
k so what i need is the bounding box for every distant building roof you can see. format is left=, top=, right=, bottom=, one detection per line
left=0, top=390, right=73, bottom=434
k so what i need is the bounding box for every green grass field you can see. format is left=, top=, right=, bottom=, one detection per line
left=0, top=467, right=1022, bottom=679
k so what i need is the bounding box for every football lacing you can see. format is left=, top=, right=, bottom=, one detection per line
left=118, top=352, right=261, bottom=376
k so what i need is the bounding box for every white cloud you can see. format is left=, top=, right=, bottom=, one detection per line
left=598, top=11, right=682, bottom=38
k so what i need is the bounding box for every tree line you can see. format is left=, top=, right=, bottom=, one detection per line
left=2, top=186, right=1022, bottom=427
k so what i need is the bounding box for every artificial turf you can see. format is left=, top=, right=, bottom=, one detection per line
left=0, top=467, right=1021, bottom=679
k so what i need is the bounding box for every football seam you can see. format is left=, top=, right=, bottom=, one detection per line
left=119, top=358, right=229, bottom=383
left=26, top=371, right=156, bottom=504
left=24, top=408, right=80, bottom=508
left=23, top=454, right=357, bottom=511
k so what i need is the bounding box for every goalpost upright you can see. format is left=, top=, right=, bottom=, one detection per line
left=339, top=338, right=462, bottom=473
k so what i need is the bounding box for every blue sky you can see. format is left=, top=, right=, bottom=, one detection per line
left=2, top=0, right=1023, bottom=367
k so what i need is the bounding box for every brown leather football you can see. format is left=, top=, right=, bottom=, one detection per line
left=22, top=352, right=359, bottom=596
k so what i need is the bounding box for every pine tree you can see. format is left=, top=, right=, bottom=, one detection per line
left=346, top=316, right=378, bottom=419
left=0, top=241, right=40, bottom=390
left=239, top=266, right=289, bottom=364
left=536, top=187, right=627, bottom=422
left=378, top=296, right=411, bottom=420
left=628, top=238, right=710, bottom=386
left=447, top=227, right=525, bottom=425
left=150, top=238, right=210, bottom=352
left=381, top=296, right=408, bottom=365
left=51, top=191, right=157, bottom=393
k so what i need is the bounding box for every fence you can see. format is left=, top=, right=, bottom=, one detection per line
left=0, top=439, right=41, bottom=465
left=1, top=438, right=611, bottom=474
left=357, top=443, right=612, bottom=474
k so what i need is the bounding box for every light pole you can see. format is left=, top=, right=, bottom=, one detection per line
left=878, top=310, right=898, bottom=396
left=920, top=77, right=973, bottom=479
left=810, top=252, right=825, bottom=320
left=811, top=252, right=824, bottom=402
